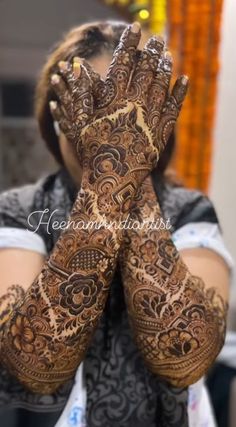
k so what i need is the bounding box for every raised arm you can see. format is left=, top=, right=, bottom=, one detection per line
left=119, top=176, right=229, bottom=387
left=0, top=25, right=137, bottom=394
left=0, top=24, right=185, bottom=394
left=0, top=184, right=124, bottom=395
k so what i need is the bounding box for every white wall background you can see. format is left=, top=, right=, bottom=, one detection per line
left=210, top=0, right=236, bottom=311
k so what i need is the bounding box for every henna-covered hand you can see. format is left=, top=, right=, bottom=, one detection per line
left=0, top=25, right=189, bottom=395
left=50, top=23, right=188, bottom=216
left=119, top=177, right=228, bottom=387
left=0, top=185, right=123, bottom=393
left=0, top=26, right=168, bottom=393
left=47, top=21, right=225, bottom=389
left=1, top=26, right=186, bottom=394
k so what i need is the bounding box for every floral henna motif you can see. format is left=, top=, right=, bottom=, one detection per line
left=120, top=177, right=228, bottom=387
left=59, top=272, right=103, bottom=316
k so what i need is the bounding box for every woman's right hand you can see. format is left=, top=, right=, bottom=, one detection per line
left=50, top=23, right=188, bottom=213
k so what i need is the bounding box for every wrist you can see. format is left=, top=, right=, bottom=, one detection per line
left=80, top=169, right=137, bottom=220
left=131, top=176, right=160, bottom=211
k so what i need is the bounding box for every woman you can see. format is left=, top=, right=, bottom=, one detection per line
left=0, top=21, right=232, bottom=427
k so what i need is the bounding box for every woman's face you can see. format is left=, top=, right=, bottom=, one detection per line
left=58, top=52, right=112, bottom=188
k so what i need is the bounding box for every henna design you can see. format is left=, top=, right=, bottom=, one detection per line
left=0, top=25, right=188, bottom=394
left=0, top=285, right=25, bottom=332
left=0, top=188, right=120, bottom=393
left=50, top=23, right=188, bottom=195
left=0, top=25, right=161, bottom=391
left=119, top=177, right=228, bottom=387
left=51, top=62, right=93, bottom=163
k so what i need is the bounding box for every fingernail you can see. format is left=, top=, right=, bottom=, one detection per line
left=51, top=74, right=60, bottom=85
left=58, top=61, right=67, bottom=71
left=131, top=22, right=141, bottom=33
left=181, top=75, right=189, bottom=85
left=49, top=101, right=57, bottom=111
left=73, top=61, right=81, bottom=77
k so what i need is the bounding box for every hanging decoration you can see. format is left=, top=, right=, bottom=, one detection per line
left=101, top=0, right=151, bottom=24
left=142, top=0, right=223, bottom=192
left=167, top=0, right=224, bottom=192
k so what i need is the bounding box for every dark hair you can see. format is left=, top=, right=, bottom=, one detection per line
left=35, top=20, right=175, bottom=174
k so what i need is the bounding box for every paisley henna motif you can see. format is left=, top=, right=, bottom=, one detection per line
left=119, top=177, right=228, bottom=387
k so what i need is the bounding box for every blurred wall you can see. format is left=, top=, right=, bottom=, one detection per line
left=0, top=0, right=119, bottom=80
left=210, top=0, right=236, bottom=311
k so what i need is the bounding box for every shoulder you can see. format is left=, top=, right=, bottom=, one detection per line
left=0, top=172, right=59, bottom=229
left=0, top=182, right=41, bottom=229
left=0, top=170, right=74, bottom=253
left=154, top=180, right=219, bottom=231
left=0, top=171, right=65, bottom=234
left=153, top=179, right=234, bottom=270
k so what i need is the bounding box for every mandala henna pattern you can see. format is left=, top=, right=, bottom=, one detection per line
left=119, top=177, right=228, bottom=387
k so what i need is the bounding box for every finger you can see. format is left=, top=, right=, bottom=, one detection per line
left=58, top=60, right=74, bottom=92
left=106, top=22, right=141, bottom=96
left=139, top=35, right=165, bottom=77
left=77, top=58, right=102, bottom=85
left=72, top=60, right=94, bottom=125
left=156, top=75, right=189, bottom=152
left=148, top=50, right=173, bottom=117
left=59, top=59, right=94, bottom=127
left=49, top=100, right=70, bottom=137
left=78, top=58, right=106, bottom=107
left=163, top=75, right=189, bottom=118
left=51, top=73, right=72, bottom=118
left=58, top=59, right=93, bottom=121
left=130, top=36, right=165, bottom=100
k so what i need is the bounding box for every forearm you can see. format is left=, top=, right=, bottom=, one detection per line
left=120, top=177, right=228, bottom=387
left=0, top=285, right=26, bottom=332
left=0, top=181, right=126, bottom=394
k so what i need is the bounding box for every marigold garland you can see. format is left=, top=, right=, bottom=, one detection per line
left=166, top=0, right=224, bottom=192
